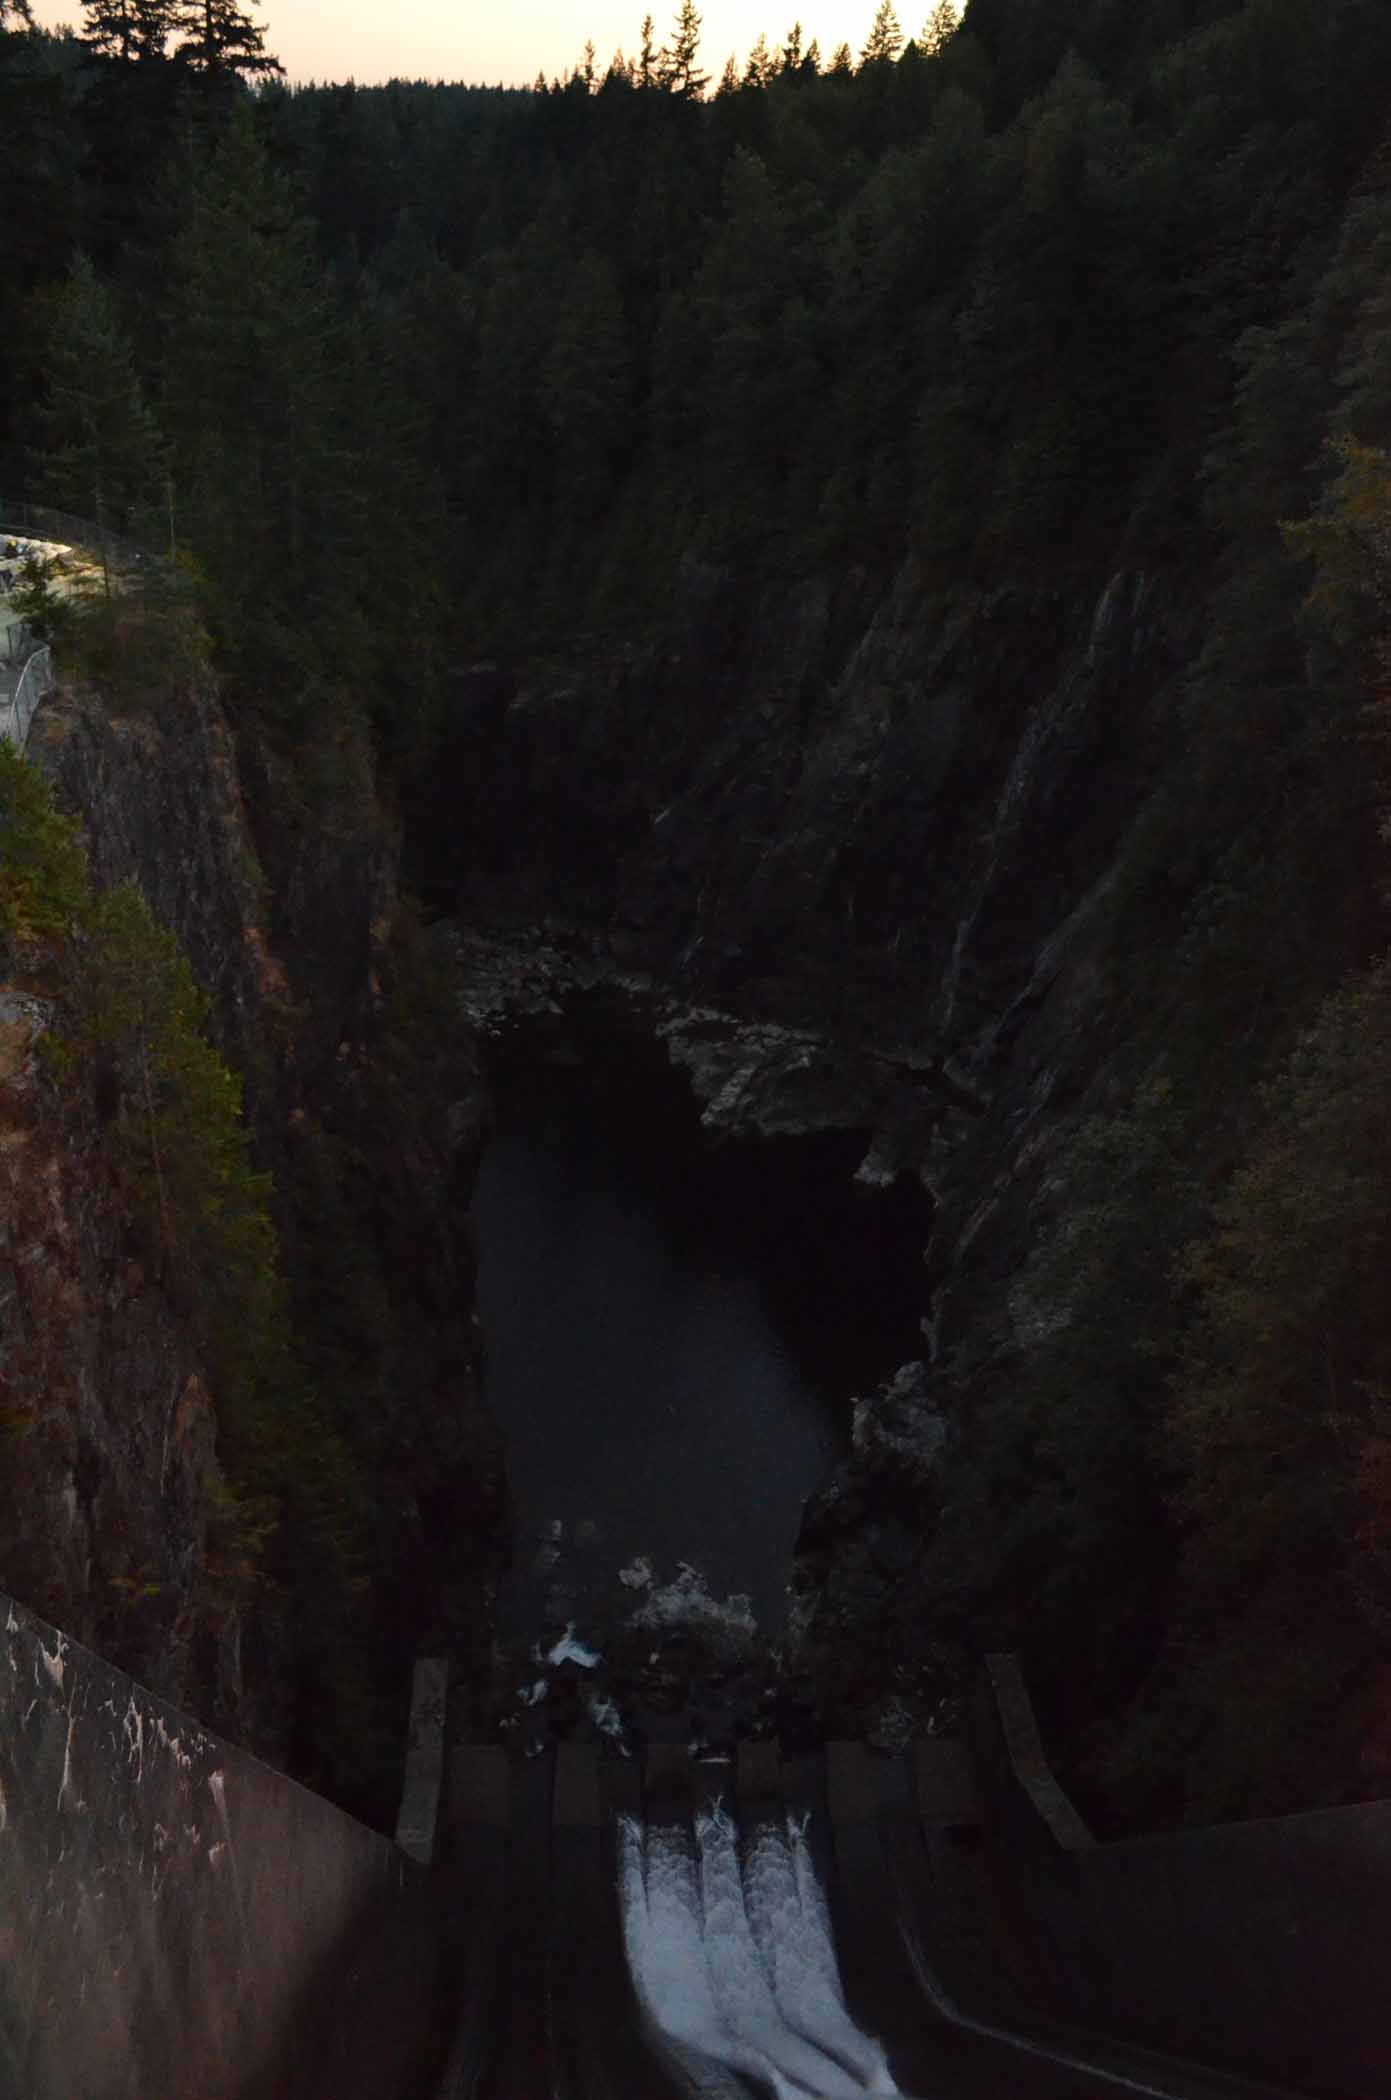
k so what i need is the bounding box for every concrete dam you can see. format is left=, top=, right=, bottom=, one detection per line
left=4, top=1588, right=1387, bottom=2100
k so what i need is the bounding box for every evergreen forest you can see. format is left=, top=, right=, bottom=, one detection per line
left=8, top=0, right=1391, bottom=1828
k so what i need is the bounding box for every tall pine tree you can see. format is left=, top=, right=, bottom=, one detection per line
left=860, top=0, right=904, bottom=65
left=174, top=0, right=281, bottom=80
left=30, top=253, right=167, bottom=572
left=159, top=108, right=356, bottom=690
left=920, top=1, right=958, bottom=55
left=659, top=0, right=706, bottom=97
left=81, top=0, right=175, bottom=63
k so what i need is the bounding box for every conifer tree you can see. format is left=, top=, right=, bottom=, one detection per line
left=716, top=50, right=738, bottom=94
left=860, top=0, right=904, bottom=65
left=0, top=744, right=89, bottom=980
left=828, top=39, right=853, bottom=73
left=782, top=21, right=803, bottom=70
left=920, top=0, right=958, bottom=54
left=637, top=12, right=657, bottom=86
left=541, top=249, right=630, bottom=514
left=174, top=0, right=281, bottom=79
left=30, top=253, right=166, bottom=574
left=659, top=0, right=706, bottom=96
left=159, top=109, right=350, bottom=672
left=744, top=31, right=774, bottom=86
left=698, top=145, right=816, bottom=501
left=81, top=0, right=175, bottom=62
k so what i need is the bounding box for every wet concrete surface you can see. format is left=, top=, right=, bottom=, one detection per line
left=434, top=1736, right=1263, bottom=2100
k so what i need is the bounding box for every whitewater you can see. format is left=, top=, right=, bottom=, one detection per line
left=619, top=1800, right=900, bottom=2099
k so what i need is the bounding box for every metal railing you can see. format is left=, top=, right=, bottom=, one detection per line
left=0, top=645, right=54, bottom=752
left=0, top=492, right=167, bottom=755
left=0, top=495, right=176, bottom=753
left=0, top=496, right=158, bottom=575
left=4, top=616, right=37, bottom=665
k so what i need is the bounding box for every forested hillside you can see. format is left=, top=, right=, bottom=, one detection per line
left=8, top=0, right=1390, bottom=667
left=8, top=0, right=1391, bottom=1827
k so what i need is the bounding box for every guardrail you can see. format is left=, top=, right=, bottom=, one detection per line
left=0, top=491, right=167, bottom=753
left=0, top=644, right=53, bottom=752
left=0, top=495, right=157, bottom=574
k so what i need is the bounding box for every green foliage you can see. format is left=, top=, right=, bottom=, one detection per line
left=930, top=1076, right=1200, bottom=1696
left=29, top=252, right=168, bottom=556
left=11, top=532, right=208, bottom=726
left=66, top=878, right=364, bottom=1578
left=658, top=0, right=706, bottom=97
left=1284, top=435, right=1391, bottom=649
left=0, top=747, right=367, bottom=1757
left=10, top=553, right=77, bottom=647
left=80, top=0, right=174, bottom=65
left=200, top=1468, right=277, bottom=1609
left=78, top=881, right=280, bottom=1357
left=1176, top=969, right=1391, bottom=1555
left=6, top=0, right=1384, bottom=688
left=173, top=0, right=280, bottom=78
left=540, top=250, right=631, bottom=518
left=861, top=1, right=904, bottom=66
left=920, top=2, right=958, bottom=56
left=14, top=0, right=1391, bottom=1823
left=0, top=741, right=90, bottom=977
left=59, top=566, right=211, bottom=715
left=160, top=112, right=353, bottom=667
left=148, top=103, right=453, bottom=743
left=1105, top=964, right=1391, bottom=1822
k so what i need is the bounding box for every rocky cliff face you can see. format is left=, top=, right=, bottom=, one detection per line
left=0, top=982, right=224, bottom=1711
left=431, top=550, right=1197, bottom=1250
left=0, top=531, right=1344, bottom=1802
left=420, top=537, right=1365, bottom=1775
left=1, top=672, right=504, bottom=1794
left=428, top=557, right=1192, bottom=1045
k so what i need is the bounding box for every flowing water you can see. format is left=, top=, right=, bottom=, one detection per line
left=620, top=1804, right=899, bottom=2099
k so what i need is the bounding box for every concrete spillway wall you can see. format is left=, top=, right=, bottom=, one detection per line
left=975, top=1655, right=1391, bottom=2097
left=0, top=1590, right=436, bottom=2100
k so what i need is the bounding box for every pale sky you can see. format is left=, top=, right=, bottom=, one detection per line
left=26, top=0, right=903, bottom=88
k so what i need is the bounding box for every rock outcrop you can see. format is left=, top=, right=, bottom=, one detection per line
left=2, top=671, right=505, bottom=1799
left=419, top=541, right=1349, bottom=1770
left=0, top=984, right=224, bottom=1712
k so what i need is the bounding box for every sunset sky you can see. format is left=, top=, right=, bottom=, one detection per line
left=24, top=0, right=901, bottom=88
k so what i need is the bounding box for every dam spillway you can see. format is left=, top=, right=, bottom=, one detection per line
left=5, top=1587, right=1383, bottom=2100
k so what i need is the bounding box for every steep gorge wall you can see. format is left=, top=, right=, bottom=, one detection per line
left=432, top=550, right=1203, bottom=1261
left=431, top=555, right=1191, bottom=1040
left=0, top=980, right=225, bottom=1716
left=422, top=529, right=1377, bottom=1798
left=1, top=670, right=505, bottom=1803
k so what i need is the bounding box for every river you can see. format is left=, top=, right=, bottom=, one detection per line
left=470, top=1008, right=930, bottom=1648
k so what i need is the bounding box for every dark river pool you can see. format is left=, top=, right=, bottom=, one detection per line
left=470, top=1012, right=930, bottom=1645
